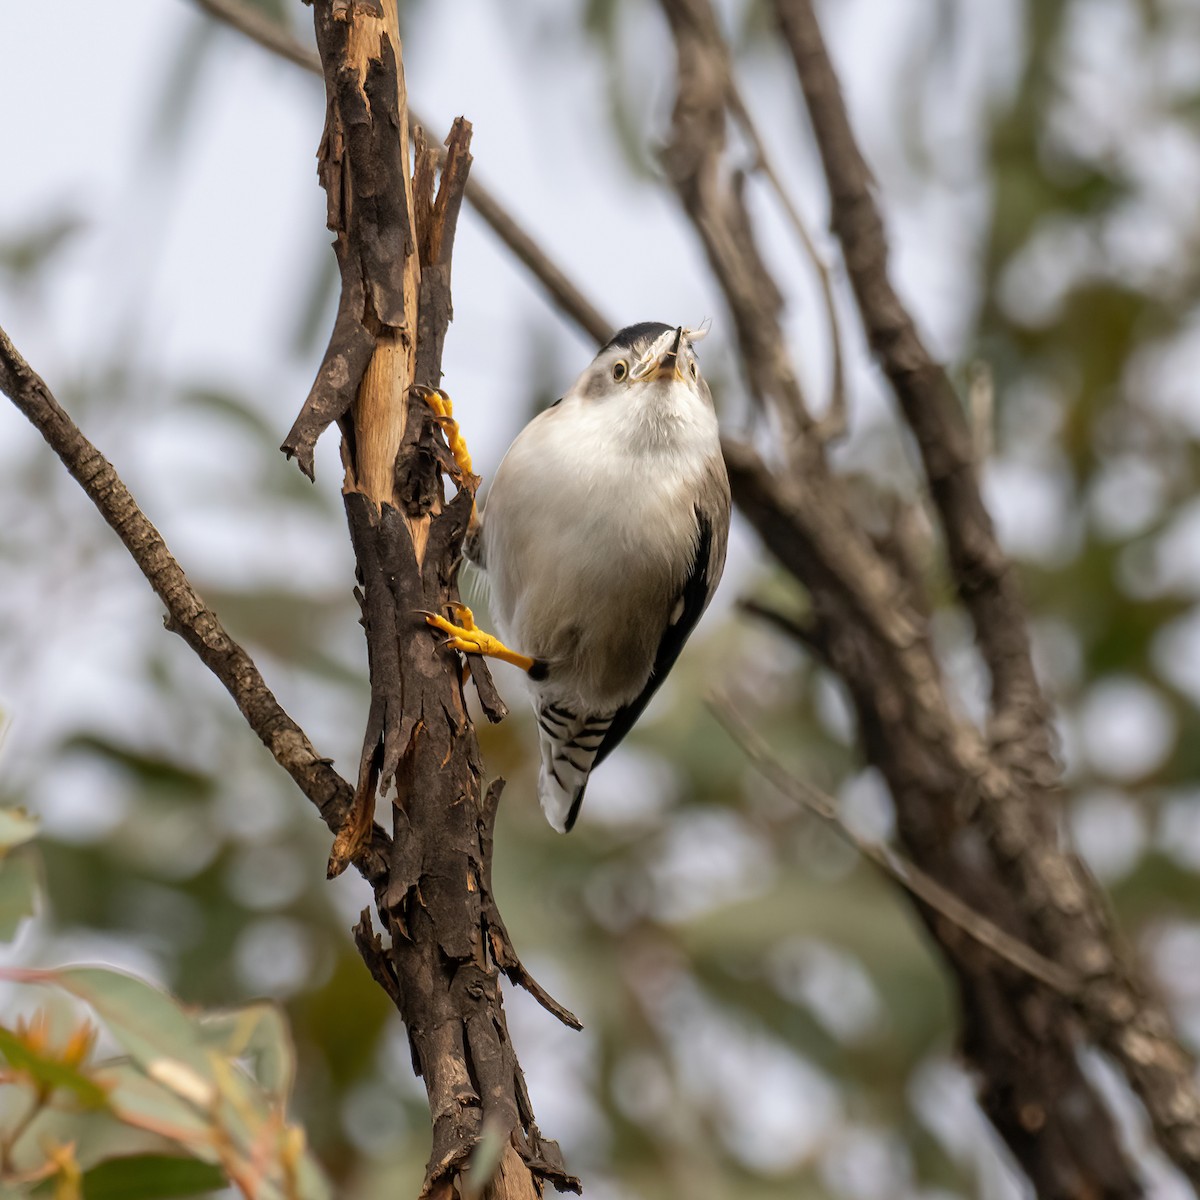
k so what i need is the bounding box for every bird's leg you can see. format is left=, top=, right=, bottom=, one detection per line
left=417, top=387, right=474, bottom=482
left=424, top=602, right=545, bottom=677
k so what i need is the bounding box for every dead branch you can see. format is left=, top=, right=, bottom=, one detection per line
left=772, top=0, right=1045, bottom=739
left=295, top=4, right=576, bottom=1195
left=0, top=323, right=389, bottom=887
left=660, top=0, right=1165, bottom=1190
left=194, top=0, right=614, bottom=350
left=722, top=81, right=848, bottom=440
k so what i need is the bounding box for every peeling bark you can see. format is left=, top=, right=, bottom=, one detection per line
left=288, top=5, right=578, bottom=1195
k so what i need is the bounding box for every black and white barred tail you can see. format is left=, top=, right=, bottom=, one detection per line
left=535, top=702, right=616, bottom=832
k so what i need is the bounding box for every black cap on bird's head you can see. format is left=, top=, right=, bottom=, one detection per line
left=601, top=322, right=674, bottom=354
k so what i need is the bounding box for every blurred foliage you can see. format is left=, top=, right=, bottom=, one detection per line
left=0, top=826, right=326, bottom=1197
left=2, top=0, right=1200, bottom=1198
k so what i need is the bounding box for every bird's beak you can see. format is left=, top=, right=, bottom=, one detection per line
left=640, top=327, right=686, bottom=383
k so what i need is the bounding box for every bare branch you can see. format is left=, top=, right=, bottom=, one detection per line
left=737, top=597, right=817, bottom=649
left=772, top=0, right=1046, bottom=737
left=967, top=359, right=994, bottom=463
left=457, top=172, right=612, bottom=346
left=194, top=0, right=614, bottom=351
left=193, top=0, right=320, bottom=72
left=724, top=85, right=848, bottom=441
left=712, top=696, right=1076, bottom=994
left=660, top=0, right=1189, bottom=1187
left=772, top=0, right=1200, bottom=1182
left=479, top=781, right=582, bottom=1032
left=0, top=323, right=389, bottom=886
left=299, top=6, right=578, bottom=1194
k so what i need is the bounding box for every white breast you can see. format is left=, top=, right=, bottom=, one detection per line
left=479, top=381, right=719, bottom=708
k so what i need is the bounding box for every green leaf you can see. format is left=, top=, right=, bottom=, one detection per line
left=0, top=806, right=39, bottom=852
left=54, top=968, right=213, bottom=1079
left=0, top=847, right=39, bottom=939
left=100, top=1061, right=215, bottom=1147
left=79, top=1154, right=226, bottom=1199
left=0, top=1024, right=108, bottom=1108
left=0, top=212, right=85, bottom=280
left=198, top=1002, right=295, bottom=1101
left=60, top=736, right=214, bottom=802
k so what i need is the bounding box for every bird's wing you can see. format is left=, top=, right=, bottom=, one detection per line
left=591, top=493, right=729, bottom=775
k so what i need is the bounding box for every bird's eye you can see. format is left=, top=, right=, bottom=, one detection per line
left=689, top=361, right=698, bottom=380
left=612, top=360, right=628, bottom=382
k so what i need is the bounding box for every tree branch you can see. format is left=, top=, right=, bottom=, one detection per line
left=659, top=1, right=1176, bottom=1191
left=770, top=0, right=1200, bottom=1184
left=712, top=696, right=1076, bottom=995
left=0, top=323, right=389, bottom=887
left=193, top=0, right=614, bottom=351
left=771, top=0, right=1046, bottom=742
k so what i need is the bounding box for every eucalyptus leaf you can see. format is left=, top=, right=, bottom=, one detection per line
left=0, top=847, right=38, bottom=940
left=198, top=1002, right=295, bottom=1101
left=0, top=805, right=38, bottom=852
left=79, top=1154, right=226, bottom=1200
left=0, top=1022, right=108, bottom=1108
left=55, top=967, right=213, bottom=1078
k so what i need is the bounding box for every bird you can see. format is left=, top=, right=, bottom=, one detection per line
left=426, top=322, right=731, bottom=832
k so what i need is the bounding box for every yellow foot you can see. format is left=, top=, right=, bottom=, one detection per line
left=423, top=603, right=542, bottom=676
left=418, top=387, right=474, bottom=480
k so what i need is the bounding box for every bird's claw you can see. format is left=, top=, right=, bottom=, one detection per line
left=420, top=605, right=538, bottom=674
left=415, top=387, right=474, bottom=481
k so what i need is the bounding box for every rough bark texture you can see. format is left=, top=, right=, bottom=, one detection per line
left=288, top=4, right=577, bottom=1196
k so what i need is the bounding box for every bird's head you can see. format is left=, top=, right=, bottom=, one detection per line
left=571, top=322, right=712, bottom=409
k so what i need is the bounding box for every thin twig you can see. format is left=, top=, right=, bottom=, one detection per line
left=479, top=781, right=582, bottom=1032
left=736, top=597, right=817, bottom=649
left=659, top=0, right=815, bottom=442
left=192, top=0, right=614, bottom=347
left=192, top=0, right=318, bottom=71
left=710, top=695, right=1077, bottom=994
left=724, top=84, right=847, bottom=441
left=0, top=324, right=389, bottom=886
left=771, top=0, right=1044, bottom=728
left=0, top=1090, right=44, bottom=1175
left=967, top=359, right=993, bottom=464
